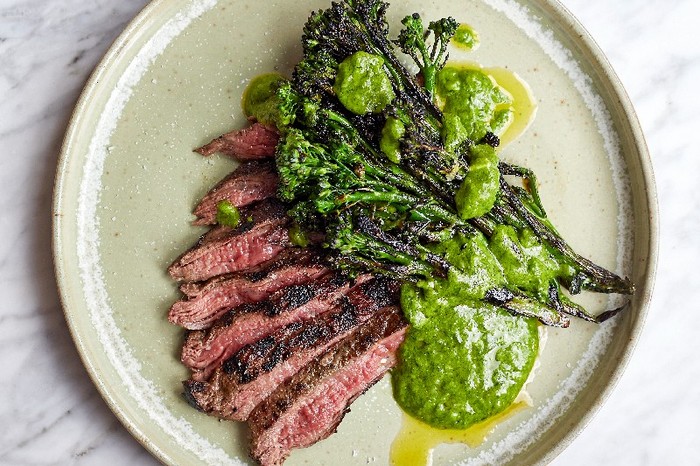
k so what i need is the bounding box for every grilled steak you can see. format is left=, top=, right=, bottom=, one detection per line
left=172, top=120, right=410, bottom=465
left=195, top=122, right=279, bottom=160
left=181, top=274, right=372, bottom=381
left=182, top=277, right=399, bottom=421
left=193, top=161, right=279, bottom=226
left=169, top=249, right=329, bottom=330
left=168, top=199, right=290, bottom=283
left=248, top=306, right=408, bottom=466
left=228, top=277, right=398, bottom=383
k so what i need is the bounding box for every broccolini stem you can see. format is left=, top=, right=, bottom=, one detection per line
left=484, top=287, right=570, bottom=327
left=548, top=282, right=625, bottom=323
left=355, top=215, right=450, bottom=276
left=351, top=13, right=443, bottom=122
left=499, top=177, right=634, bottom=295
left=341, top=190, right=420, bottom=206
left=499, top=162, right=547, bottom=218
left=320, top=107, right=448, bottom=202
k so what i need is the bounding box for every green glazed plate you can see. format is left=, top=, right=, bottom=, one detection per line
left=53, top=0, right=658, bottom=464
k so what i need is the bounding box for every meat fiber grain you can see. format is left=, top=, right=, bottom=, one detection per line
left=248, top=307, right=407, bottom=466
left=195, top=122, right=279, bottom=160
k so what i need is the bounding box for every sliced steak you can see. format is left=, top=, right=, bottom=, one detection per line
left=168, top=199, right=290, bottom=283
left=195, top=122, right=279, bottom=160
left=182, top=277, right=399, bottom=421
left=193, top=161, right=279, bottom=226
left=248, top=306, right=408, bottom=466
left=228, top=277, right=399, bottom=383
left=169, top=249, right=329, bottom=330
left=176, top=246, right=320, bottom=299
left=182, top=274, right=372, bottom=381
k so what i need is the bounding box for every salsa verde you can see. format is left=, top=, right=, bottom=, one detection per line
left=333, top=51, right=396, bottom=115
left=241, top=72, right=287, bottom=126
left=393, top=232, right=540, bottom=429
left=392, top=63, right=551, bottom=431
left=436, top=64, right=513, bottom=152
left=452, top=24, right=480, bottom=51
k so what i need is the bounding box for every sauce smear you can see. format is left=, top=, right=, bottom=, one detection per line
left=391, top=400, right=529, bottom=466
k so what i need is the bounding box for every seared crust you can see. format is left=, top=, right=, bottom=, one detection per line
left=181, top=277, right=399, bottom=422
left=169, top=249, right=329, bottom=330
left=180, top=273, right=358, bottom=381
left=168, top=199, right=290, bottom=283
left=226, top=277, right=399, bottom=383
left=247, top=306, right=408, bottom=466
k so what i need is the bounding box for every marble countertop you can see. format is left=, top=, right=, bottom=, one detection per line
left=0, top=0, right=697, bottom=464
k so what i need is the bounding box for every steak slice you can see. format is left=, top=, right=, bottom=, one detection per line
left=182, top=277, right=399, bottom=421
left=168, top=199, right=290, bottom=283
left=193, top=161, right=279, bottom=226
left=168, top=249, right=329, bottom=330
left=176, top=247, right=320, bottom=299
left=228, top=277, right=399, bottom=383
left=248, top=306, right=408, bottom=466
left=195, top=122, right=279, bottom=160
left=181, top=274, right=372, bottom=381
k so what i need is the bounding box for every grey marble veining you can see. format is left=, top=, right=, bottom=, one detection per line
left=0, top=0, right=697, bottom=464
left=552, top=1, right=700, bottom=465
left=0, top=2, right=155, bottom=465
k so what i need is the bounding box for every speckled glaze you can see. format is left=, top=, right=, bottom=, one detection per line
left=53, top=0, right=657, bottom=465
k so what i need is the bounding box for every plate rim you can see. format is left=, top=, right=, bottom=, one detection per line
left=52, top=1, right=184, bottom=463
left=52, top=0, right=659, bottom=464
left=531, top=1, right=659, bottom=463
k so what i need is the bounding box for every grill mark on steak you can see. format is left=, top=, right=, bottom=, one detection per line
left=181, top=274, right=368, bottom=381
left=172, top=123, right=412, bottom=462
left=168, top=249, right=329, bottom=330
left=224, top=308, right=353, bottom=384
left=270, top=284, right=315, bottom=316
left=193, top=161, right=279, bottom=226
left=195, top=122, right=279, bottom=160
left=225, top=277, right=399, bottom=383
left=247, top=306, right=408, bottom=466
left=168, top=199, right=290, bottom=283
left=182, top=277, right=400, bottom=421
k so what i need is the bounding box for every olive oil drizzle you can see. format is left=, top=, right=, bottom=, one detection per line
left=444, top=61, right=537, bottom=148
left=390, top=399, right=530, bottom=466
left=484, top=64, right=537, bottom=147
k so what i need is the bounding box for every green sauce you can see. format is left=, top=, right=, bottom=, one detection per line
left=436, top=65, right=512, bottom=151
left=288, top=222, right=310, bottom=247
left=380, top=117, right=406, bottom=163
left=400, top=233, right=504, bottom=327
left=452, top=24, right=480, bottom=51
left=391, top=60, right=541, bottom=432
left=242, top=72, right=287, bottom=126
left=215, top=200, right=241, bottom=228
left=393, top=233, right=539, bottom=430
left=455, top=144, right=500, bottom=220
left=393, top=303, right=538, bottom=430
left=333, top=51, right=396, bottom=115
left=489, top=225, right=564, bottom=301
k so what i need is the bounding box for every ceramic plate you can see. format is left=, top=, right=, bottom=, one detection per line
left=53, top=0, right=657, bottom=464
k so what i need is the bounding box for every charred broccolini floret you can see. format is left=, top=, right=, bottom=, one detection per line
left=395, top=14, right=458, bottom=97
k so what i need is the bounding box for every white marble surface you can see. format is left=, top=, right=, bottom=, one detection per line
left=0, top=0, right=697, bottom=464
